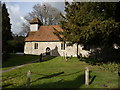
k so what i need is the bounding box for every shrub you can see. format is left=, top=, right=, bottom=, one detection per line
left=100, top=62, right=118, bottom=73
left=82, top=58, right=104, bottom=65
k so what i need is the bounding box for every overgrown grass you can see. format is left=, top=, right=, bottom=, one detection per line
left=100, top=62, right=119, bottom=73
left=80, top=57, right=119, bottom=73
left=2, top=54, right=39, bottom=70
left=2, top=56, right=118, bottom=88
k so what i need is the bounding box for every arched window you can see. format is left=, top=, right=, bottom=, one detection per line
left=46, top=47, right=51, bottom=55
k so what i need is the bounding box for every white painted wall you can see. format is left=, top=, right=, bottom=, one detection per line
left=24, top=42, right=90, bottom=57
left=30, top=24, right=38, bottom=31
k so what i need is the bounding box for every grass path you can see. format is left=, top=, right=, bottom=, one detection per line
left=2, top=56, right=118, bottom=88
left=1, top=59, right=39, bottom=73
left=1, top=55, right=48, bottom=73
left=2, top=54, right=39, bottom=71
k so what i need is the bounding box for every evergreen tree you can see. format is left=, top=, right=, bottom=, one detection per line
left=2, top=3, right=13, bottom=53
left=54, top=2, right=120, bottom=49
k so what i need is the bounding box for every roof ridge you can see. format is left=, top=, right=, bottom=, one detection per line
left=40, top=25, right=60, bottom=26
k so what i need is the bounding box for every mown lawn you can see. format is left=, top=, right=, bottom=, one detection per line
left=2, top=54, right=39, bottom=70
left=2, top=56, right=118, bottom=88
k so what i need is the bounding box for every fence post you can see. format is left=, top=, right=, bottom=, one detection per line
left=85, top=67, right=89, bottom=85
left=27, top=70, right=31, bottom=88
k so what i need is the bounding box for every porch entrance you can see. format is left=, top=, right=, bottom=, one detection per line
left=46, top=47, right=51, bottom=55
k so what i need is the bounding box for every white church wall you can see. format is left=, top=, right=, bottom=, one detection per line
left=24, top=41, right=90, bottom=57
left=30, top=24, right=38, bottom=31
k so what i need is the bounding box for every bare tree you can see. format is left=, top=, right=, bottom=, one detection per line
left=24, top=3, right=62, bottom=25
left=19, top=23, right=30, bottom=36
left=20, top=3, right=62, bottom=36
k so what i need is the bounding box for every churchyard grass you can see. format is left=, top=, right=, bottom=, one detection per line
left=2, top=54, right=39, bottom=70
left=2, top=56, right=118, bottom=88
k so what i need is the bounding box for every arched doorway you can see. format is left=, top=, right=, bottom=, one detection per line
left=46, top=47, right=51, bottom=55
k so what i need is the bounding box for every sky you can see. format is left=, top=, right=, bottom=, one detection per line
left=1, top=1, right=65, bottom=35
left=1, top=0, right=120, bottom=35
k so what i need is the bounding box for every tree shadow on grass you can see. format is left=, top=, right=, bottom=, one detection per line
left=29, top=73, right=85, bottom=88
left=89, top=75, right=96, bottom=85
left=41, top=56, right=57, bottom=62
left=31, top=72, right=64, bottom=83
left=3, top=71, right=85, bottom=89
left=3, top=71, right=97, bottom=89
left=31, top=71, right=82, bottom=84
left=89, top=71, right=96, bottom=85
left=2, top=54, right=39, bottom=69
left=2, top=84, right=13, bottom=88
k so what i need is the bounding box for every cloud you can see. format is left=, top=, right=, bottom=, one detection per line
left=49, top=2, right=65, bottom=14
left=20, top=16, right=27, bottom=23
left=6, top=3, right=25, bottom=34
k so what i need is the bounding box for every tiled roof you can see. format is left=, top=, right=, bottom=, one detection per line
left=24, top=31, right=36, bottom=41
left=25, top=25, right=63, bottom=41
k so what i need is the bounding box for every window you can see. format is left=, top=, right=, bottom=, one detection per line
left=61, top=42, right=65, bottom=50
left=34, top=43, right=38, bottom=49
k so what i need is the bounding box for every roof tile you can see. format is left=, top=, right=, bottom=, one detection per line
left=25, top=25, right=63, bottom=41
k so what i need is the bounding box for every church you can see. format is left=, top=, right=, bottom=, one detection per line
left=24, top=18, right=90, bottom=57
